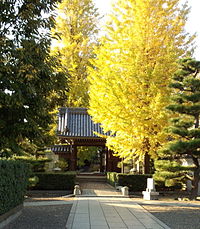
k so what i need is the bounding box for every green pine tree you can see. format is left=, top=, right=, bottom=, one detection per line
left=154, top=58, right=200, bottom=199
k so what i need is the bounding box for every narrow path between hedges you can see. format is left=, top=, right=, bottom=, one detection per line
left=79, top=181, right=123, bottom=197
left=76, top=174, right=124, bottom=197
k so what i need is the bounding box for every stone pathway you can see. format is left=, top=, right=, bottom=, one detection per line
left=67, top=181, right=171, bottom=229
left=79, top=181, right=123, bottom=197
left=80, top=181, right=114, bottom=190
left=66, top=197, right=171, bottom=229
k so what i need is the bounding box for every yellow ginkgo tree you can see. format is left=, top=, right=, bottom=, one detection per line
left=89, top=0, right=195, bottom=172
left=51, top=0, right=99, bottom=107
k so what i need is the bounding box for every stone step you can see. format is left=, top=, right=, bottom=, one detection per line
left=76, top=175, right=107, bottom=183
left=80, top=189, right=123, bottom=197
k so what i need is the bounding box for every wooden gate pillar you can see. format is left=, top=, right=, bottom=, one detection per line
left=70, top=145, right=77, bottom=171
left=100, top=147, right=105, bottom=173
left=106, top=148, right=112, bottom=171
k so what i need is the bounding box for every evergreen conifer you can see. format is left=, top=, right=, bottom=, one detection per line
left=154, top=58, right=200, bottom=199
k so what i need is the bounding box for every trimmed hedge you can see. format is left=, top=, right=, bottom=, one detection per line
left=107, top=172, right=118, bottom=187
left=118, top=174, right=152, bottom=191
left=14, top=155, right=51, bottom=172
left=32, top=172, right=76, bottom=190
left=0, top=160, right=29, bottom=215
left=107, top=172, right=152, bottom=191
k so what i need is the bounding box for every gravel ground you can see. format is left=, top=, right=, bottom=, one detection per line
left=3, top=204, right=72, bottom=229
left=141, top=204, right=200, bottom=229
left=25, top=190, right=72, bottom=198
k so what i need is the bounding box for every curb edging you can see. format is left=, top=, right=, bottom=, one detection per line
left=0, top=205, right=23, bottom=229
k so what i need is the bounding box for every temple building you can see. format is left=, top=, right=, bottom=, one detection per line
left=51, top=107, right=120, bottom=172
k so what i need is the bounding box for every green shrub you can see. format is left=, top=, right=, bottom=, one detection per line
left=55, top=159, right=69, bottom=171
left=0, top=159, right=29, bottom=215
left=28, top=176, right=39, bottom=188
left=107, top=172, right=152, bottom=191
left=13, top=155, right=51, bottom=172
left=107, top=172, right=118, bottom=186
left=154, top=180, right=182, bottom=191
left=117, top=174, right=152, bottom=191
left=32, top=172, right=76, bottom=190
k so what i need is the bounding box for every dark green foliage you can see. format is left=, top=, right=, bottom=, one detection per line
left=107, top=172, right=152, bottom=191
left=14, top=155, right=51, bottom=172
left=154, top=58, right=200, bottom=198
left=154, top=160, right=192, bottom=188
left=77, top=146, right=99, bottom=167
left=0, top=159, right=29, bottom=215
left=0, top=0, right=67, bottom=156
left=106, top=172, right=119, bottom=187
left=32, top=172, right=76, bottom=190
left=118, top=174, right=152, bottom=191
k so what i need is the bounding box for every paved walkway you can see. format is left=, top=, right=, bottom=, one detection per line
left=66, top=180, right=171, bottom=229
left=79, top=181, right=124, bottom=197
left=5, top=181, right=200, bottom=229
left=66, top=197, right=171, bottom=229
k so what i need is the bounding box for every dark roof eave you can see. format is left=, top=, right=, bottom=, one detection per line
left=57, top=135, right=106, bottom=140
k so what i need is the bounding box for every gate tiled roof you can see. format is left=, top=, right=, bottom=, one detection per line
left=57, top=107, right=110, bottom=138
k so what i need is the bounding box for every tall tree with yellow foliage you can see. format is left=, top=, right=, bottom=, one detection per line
left=89, top=0, right=194, bottom=172
left=51, top=0, right=99, bottom=107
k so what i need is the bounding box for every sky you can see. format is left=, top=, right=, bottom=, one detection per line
left=94, top=0, right=200, bottom=60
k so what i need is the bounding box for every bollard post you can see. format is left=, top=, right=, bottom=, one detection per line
left=121, top=186, right=129, bottom=196
left=73, top=185, right=81, bottom=196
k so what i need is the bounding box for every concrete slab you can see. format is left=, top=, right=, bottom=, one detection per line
left=66, top=197, right=171, bottom=229
left=24, top=200, right=73, bottom=207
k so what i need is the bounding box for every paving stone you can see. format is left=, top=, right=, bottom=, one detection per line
left=66, top=194, right=171, bottom=229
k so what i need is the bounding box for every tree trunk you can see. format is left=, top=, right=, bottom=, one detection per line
left=191, top=156, right=200, bottom=200
left=121, top=158, right=125, bottom=173
left=144, top=153, right=150, bottom=174
left=190, top=115, right=199, bottom=199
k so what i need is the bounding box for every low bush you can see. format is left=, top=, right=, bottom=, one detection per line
left=107, top=172, right=118, bottom=186
left=31, top=172, right=76, bottom=190
left=107, top=172, right=152, bottom=191
left=13, top=155, right=51, bottom=172
left=55, top=159, right=69, bottom=171
left=117, top=174, right=152, bottom=191
left=154, top=180, right=182, bottom=191
left=107, top=173, right=181, bottom=191
left=0, top=159, right=29, bottom=215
